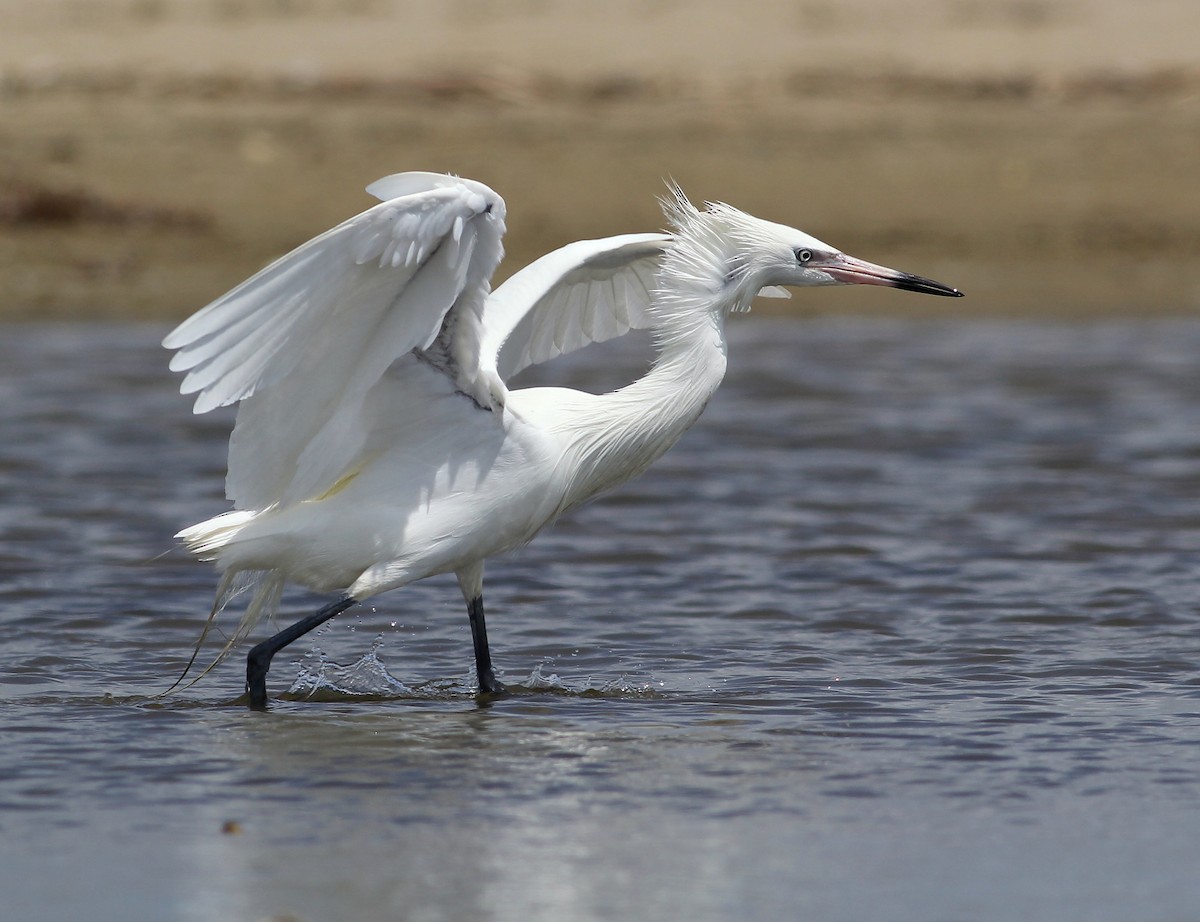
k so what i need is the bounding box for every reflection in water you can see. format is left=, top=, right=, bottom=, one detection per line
left=3, top=318, right=1200, bottom=921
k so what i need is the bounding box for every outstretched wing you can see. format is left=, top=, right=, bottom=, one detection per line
left=163, top=172, right=506, bottom=509
left=480, top=233, right=670, bottom=382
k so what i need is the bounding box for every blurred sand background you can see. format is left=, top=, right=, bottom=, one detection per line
left=0, top=0, right=1197, bottom=320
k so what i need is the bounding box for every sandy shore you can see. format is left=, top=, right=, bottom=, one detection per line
left=1, top=0, right=1197, bottom=320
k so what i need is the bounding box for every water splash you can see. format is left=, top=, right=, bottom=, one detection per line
left=526, top=661, right=566, bottom=690
left=287, top=634, right=412, bottom=699
left=525, top=661, right=663, bottom=698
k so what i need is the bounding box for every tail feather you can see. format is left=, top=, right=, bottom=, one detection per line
left=176, top=509, right=258, bottom=560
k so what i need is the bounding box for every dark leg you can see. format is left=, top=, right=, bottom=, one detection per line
left=245, top=597, right=357, bottom=709
left=466, top=595, right=506, bottom=696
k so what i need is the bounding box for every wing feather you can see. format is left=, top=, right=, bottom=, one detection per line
left=480, top=232, right=670, bottom=382
left=163, top=172, right=506, bottom=508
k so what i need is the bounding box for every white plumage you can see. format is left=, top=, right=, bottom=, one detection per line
left=165, top=172, right=962, bottom=707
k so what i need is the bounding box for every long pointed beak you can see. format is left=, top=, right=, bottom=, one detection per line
left=824, top=253, right=964, bottom=298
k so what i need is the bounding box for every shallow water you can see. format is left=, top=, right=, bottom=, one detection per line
left=3, top=316, right=1200, bottom=921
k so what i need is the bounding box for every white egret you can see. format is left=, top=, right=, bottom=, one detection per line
left=164, top=172, right=962, bottom=707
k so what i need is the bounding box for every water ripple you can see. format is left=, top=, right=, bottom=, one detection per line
left=3, top=317, right=1200, bottom=855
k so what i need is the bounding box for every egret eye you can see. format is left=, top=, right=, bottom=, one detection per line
left=795, top=248, right=813, bottom=264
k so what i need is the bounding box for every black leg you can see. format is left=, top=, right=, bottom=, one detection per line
left=245, top=597, right=357, bottom=709
left=466, top=594, right=506, bottom=696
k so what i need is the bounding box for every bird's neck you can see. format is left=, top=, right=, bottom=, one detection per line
left=558, top=298, right=730, bottom=506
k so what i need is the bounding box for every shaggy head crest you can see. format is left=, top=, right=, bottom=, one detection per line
left=657, top=181, right=830, bottom=316
left=656, top=182, right=750, bottom=314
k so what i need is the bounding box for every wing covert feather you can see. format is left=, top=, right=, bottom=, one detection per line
left=481, top=233, right=670, bottom=381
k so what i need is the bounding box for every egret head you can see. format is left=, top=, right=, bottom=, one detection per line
left=660, top=183, right=962, bottom=314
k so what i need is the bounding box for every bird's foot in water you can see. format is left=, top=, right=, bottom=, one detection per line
left=476, top=675, right=511, bottom=701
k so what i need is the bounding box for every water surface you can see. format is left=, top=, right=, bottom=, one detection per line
left=2, top=317, right=1200, bottom=921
